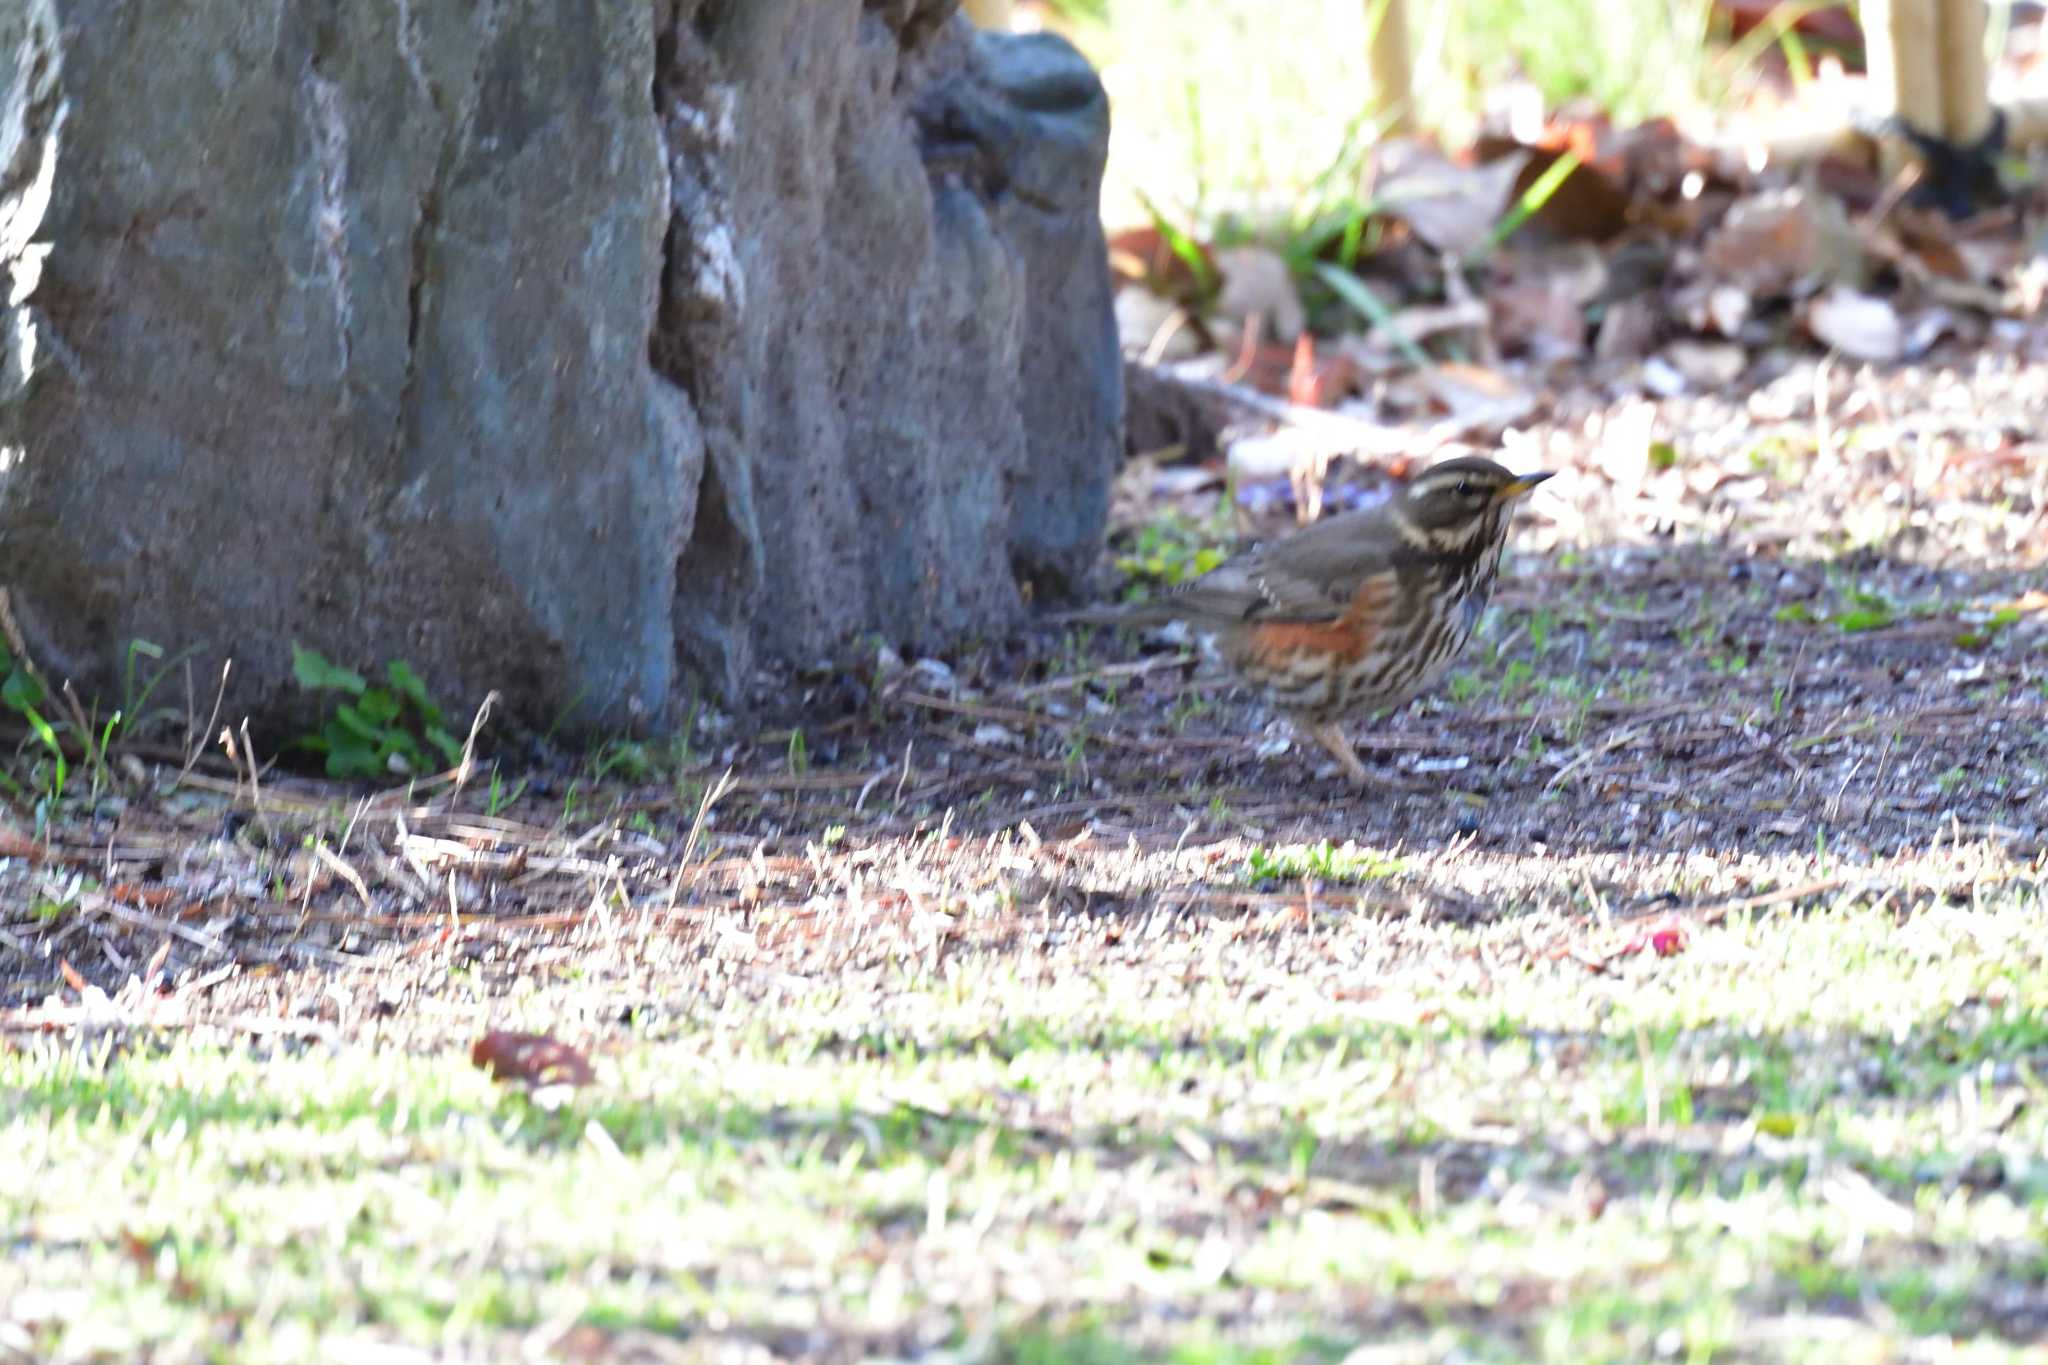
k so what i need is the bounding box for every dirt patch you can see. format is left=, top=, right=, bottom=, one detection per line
left=3, top=359, right=2042, bottom=1032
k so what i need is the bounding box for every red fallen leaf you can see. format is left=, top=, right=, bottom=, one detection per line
left=106, top=883, right=177, bottom=910
left=1615, top=914, right=1690, bottom=961
left=57, top=958, right=89, bottom=994
left=1286, top=333, right=1364, bottom=408
left=1564, top=914, right=1692, bottom=973
left=1474, top=126, right=1631, bottom=244
left=470, top=1031, right=596, bottom=1088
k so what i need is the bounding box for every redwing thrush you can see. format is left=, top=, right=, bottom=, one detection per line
left=1065, top=456, right=1552, bottom=784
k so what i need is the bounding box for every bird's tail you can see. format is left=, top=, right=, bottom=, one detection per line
left=1044, top=599, right=1184, bottom=629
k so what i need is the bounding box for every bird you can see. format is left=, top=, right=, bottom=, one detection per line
left=1061, top=455, right=1552, bottom=785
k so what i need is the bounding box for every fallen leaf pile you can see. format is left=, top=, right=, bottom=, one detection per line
left=1108, top=45, right=2048, bottom=543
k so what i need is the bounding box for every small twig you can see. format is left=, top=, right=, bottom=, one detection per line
left=315, top=842, right=373, bottom=910
left=236, top=718, right=268, bottom=840
left=1688, top=875, right=1855, bottom=925
left=894, top=740, right=915, bottom=806
left=80, top=891, right=227, bottom=956
left=179, top=658, right=232, bottom=786
left=1544, top=705, right=1693, bottom=791
left=1013, top=654, right=1198, bottom=699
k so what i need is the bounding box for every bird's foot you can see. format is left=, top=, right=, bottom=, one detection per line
left=1303, top=719, right=1435, bottom=794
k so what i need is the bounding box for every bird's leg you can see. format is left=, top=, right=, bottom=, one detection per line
left=1305, top=720, right=1370, bottom=787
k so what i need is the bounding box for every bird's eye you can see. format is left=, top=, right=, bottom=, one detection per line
left=1455, top=480, right=1473, bottom=498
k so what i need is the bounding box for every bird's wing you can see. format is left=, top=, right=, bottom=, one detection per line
left=1054, top=508, right=1404, bottom=628
left=1169, top=508, right=1402, bottom=623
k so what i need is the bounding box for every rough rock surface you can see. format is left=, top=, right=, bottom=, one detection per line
left=655, top=0, right=1119, bottom=692
left=0, top=0, right=1118, bottom=737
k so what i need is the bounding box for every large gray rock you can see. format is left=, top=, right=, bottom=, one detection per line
left=656, top=1, right=1119, bottom=691
left=0, top=0, right=1118, bottom=738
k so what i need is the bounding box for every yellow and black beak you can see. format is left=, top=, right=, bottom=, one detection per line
left=1497, top=470, right=1554, bottom=501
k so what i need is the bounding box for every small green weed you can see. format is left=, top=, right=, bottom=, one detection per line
left=289, top=645, right=463, bottom=780
left=1954, top=605, right=2024, bottom=649
left=0, top=637, right=189, bottom=823
left=590, top=739, right=657, bottom=784
left=1774, top=589, right=1896, bottom=634
left=485, top=765, right=529, bottom=818
left=1244, top=839, right=1405, bottom=885
left=0, top=643, right=65, bottom=812
left=1116, top=511, right=1230, bottom=593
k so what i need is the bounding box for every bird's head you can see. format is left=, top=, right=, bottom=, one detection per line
left=1396, top=455, right=1552, bottom=556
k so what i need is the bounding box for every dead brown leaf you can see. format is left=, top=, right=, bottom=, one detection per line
left=1701, top=186, right=1863, bottom=299
left=1374, top=140, right=1530, bottom=258
left=471, top=1030, right=597, bottom=1088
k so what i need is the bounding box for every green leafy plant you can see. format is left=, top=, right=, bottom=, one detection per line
left=0, top=637, right=192, bottom=820
left=290, top=645, right=462, bottom=780
left=0, top=644, right=64, bottom=811
left=1244, top=840, right=1406, bottom=885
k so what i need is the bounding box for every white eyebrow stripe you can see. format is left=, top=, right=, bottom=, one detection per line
left=1409, top=472, right=1479, bottom=498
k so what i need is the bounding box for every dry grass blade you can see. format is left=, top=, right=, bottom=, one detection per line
left=667, top=766, right=736, bottom=909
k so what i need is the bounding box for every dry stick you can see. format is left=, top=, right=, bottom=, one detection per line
left=178, top=658, right=233, bottom=786
left=898, top=762, right=1028, bottom=811
left=81, top=890, right=228, bottom=956
left=894, top=740, right=915, bottom=806
left=893, top=690, right=1043, bottom=730
left=1013, top=653, right=1198, bottom=699
left=337, top=794, right=374, bottom=863
left=1543, top=704, right=1696, bottom=791
left=1689, top=875, right=1855, bottom=925
left=855, top=765, right=890, bottom=814
left=894, top=689, right=1239, bottom=757
left=347, top=690, right=503, bottom=816
left=173, top=771, right=333, bottom=815
left=1152, top=368, right=1417, bottom=459
left=56, top=679, right=95, bottom=765
left=315, top=842, right=374, bottom=910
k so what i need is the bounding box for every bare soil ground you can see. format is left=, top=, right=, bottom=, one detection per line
left=3, top=354, right=2046, bottom=1361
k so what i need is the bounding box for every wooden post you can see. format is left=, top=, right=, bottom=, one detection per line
left=1863, top=0, right=1942, bottom=176
left=1368, top=0, right=1414, bottom=134
left=1937, top=0, right=1993, bottom=146
left=961, top=0, right=1013, bottom=28
left=1865, top=1, right=1994, bottom=160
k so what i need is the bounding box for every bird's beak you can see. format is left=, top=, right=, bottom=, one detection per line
left=1498, top=471, right=1554, bottom=501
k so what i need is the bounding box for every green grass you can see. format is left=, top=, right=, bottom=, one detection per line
left=1065, top=0, right=1728, bottom=229
left=7, top=888, right=2046, bottom=1359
